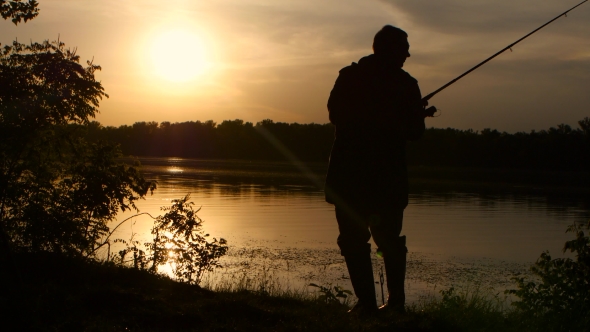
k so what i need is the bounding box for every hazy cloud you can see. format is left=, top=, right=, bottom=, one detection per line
left=1, top=0, right=588, bottom=131
left=380, top=0, right=587, bottom=36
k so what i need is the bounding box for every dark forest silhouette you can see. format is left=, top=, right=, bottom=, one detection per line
left=85, top=117, right=590, bottom=172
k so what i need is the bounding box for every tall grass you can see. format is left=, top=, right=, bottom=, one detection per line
left=203, top=265, right=582, bottom=332
left=410, top=285, right=514, bottom=331
left=201, top=262, right=353, bottom=307
left=201, top=261, right=515, bottom=330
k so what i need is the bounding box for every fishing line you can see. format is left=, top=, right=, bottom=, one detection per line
left=422, top=0, right=588, bottom=103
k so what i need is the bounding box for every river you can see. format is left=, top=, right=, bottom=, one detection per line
left=109, top=158, right=590, bottom=304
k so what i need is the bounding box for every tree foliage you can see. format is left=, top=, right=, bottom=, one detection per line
left=1, top=0, right=39, bottom=25
left=1, top=40, right=107, bottom=128
left=0, top=40, right=154, bottom=257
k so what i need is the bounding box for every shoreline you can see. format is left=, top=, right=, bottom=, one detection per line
left=129, top=156, right=590, bottom=193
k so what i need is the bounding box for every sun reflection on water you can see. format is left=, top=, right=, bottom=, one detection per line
left=166, top=167, right=184, bottom=174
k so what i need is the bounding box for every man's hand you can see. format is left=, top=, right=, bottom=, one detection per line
left=421, top=106, right=437, bottom=118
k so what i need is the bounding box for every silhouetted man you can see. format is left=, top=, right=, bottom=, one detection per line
left=325, top=25, right=434, bottom=314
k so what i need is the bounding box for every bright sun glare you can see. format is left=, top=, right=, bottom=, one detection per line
left=150, top=29, right=209, bottom=82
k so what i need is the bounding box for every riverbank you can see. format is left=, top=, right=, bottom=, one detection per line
left=2, top=252, right=522, bottom=331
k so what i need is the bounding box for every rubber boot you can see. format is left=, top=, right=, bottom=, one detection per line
left=344, top=251, right=378, bottom=315
left=379, top=235, right=407, bottom=313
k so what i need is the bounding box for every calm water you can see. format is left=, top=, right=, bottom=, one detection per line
left=110, top=158, right=590, bottom=303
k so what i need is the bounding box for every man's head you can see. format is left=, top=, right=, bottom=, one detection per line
left=373, top=25, right=410, bottom=67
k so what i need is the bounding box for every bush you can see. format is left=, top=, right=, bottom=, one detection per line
left=508, top=220, right=590, bottom=331
left=117, top=195, right=228, bottom=285
left=0, top=39, right=155, bottom=258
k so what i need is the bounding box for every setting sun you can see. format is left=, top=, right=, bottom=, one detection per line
left=149, top=29, right=209, bottom=82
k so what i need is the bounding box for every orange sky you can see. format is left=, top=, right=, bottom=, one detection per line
left=2, top=0, right=589, bottom=132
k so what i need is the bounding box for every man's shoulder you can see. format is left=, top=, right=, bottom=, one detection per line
left=338, top=62, right=359, bottom=75
left=334, top=62, right=363, bottom=88
left=339, top=54, right=375, bottom=74
left=399, top=69, right=418, bottom=84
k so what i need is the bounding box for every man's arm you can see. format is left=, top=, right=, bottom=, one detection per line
left=397, top=78, right=426, bottom=141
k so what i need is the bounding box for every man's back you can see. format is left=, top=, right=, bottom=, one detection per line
left=325, top=53, right=425, bottom=210
left=329, top=54, right=424, bottom=145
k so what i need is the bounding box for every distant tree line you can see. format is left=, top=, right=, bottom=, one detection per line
left=86, top=117, right=590, bottom=172
left=86, top=119, right=335, bottom=162
left=408, top=119, right=590, bottom=172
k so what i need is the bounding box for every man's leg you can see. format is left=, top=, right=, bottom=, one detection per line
left=335, top=206, right=377, bottom=313
left=370, top=208, right=407, bottom=311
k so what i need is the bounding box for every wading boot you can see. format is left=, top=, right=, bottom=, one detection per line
left=379, top=235, right=407, bottom=314
left=344, top=252, right=378, bottom=316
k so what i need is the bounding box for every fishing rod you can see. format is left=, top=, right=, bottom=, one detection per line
left=422, top=0, right=588, bottom=103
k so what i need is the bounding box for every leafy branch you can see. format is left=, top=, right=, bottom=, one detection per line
left=1, top=0, right=39, bottom=25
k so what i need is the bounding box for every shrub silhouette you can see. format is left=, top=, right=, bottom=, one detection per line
left=0, top=40, right=154, bottom=258
left=508, top=220, right=590, bottom=331
left=117, top=195, right=228, bottom=285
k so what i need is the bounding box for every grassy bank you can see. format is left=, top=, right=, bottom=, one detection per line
left=1, top=252, right=546, bottom=332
